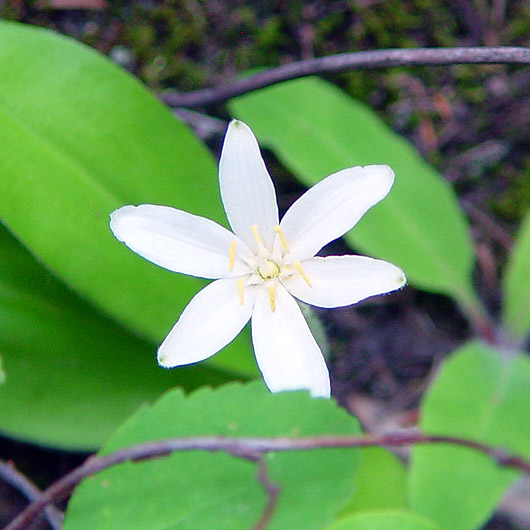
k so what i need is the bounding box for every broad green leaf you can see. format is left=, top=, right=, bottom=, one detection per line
left=0, top=353, right=4, bottom=385
left=229, top=78, right=477, bottom=307
left=299, top=302, right=329, bottom=357
left=409, top=341, right=530, bottom=530
left=0, top=21, right=254, bottom=376
left=0, top=224, right=231, bottom=450
left=65, top=382, right=361, bottom=530
left=325, top=509, right=439, bottom=530
left=339, top=447, right=406, bottom=515
left=503, top=209, right=530, bottom=339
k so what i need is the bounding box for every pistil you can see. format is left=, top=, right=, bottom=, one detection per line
left=258, top=259, right=280, bottom=280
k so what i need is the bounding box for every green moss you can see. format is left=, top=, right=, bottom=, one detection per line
left=492, top=159, right=530, bottom=223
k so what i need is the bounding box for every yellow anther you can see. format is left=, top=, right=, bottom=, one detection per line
left=267, top=283, right=276, bottom=312
left=273, top=225, right=290, bottom=253
left=228, top=240, right=237, bottom=272
left=251, top=224, right=263, bottom=246
left=293, top=261, right=312, bottom=287
left=237, top=278, right=245, bottom=305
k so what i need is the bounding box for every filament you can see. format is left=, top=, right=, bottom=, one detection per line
left=293, top=261, right=312, bottom=287
left=228, top=240, right=237, bottom=272
left=267, top=283, right=276, bottom=312
left=251, top=225, right=263, bottom=246
left=273, top=225, right=290, bottom=253
left=238, top=278, right=245, bottom=305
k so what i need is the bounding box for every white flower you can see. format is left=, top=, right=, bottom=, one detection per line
left=110, top=120, right=405, bottom=398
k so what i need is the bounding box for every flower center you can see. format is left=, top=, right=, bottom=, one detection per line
left=257, top=259, right=280, bottom=280
left=227, top=224, right=312, bottom=312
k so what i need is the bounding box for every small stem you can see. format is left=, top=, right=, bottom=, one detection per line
left=161, top=47, right=530, bottom=108
left=0, top=459, right=63, bottom=530
left=249, top=455, right=280, bottom=530
left=455, top=287, right=498, bottom=344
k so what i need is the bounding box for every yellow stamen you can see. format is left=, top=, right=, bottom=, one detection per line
left=238, top=278, right=245, bottom=305
left=273, top=225, right=290, bottom=253
left=293, top=261, right=312, bottom=287
left=251, top=224, right=263, bottom=246
left=228, top=240, right=237, bottom=271
left=267, top=283, right=276, bottom=312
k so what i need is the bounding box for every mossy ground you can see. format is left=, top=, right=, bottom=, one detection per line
left=3, top=1, right=529, bottom=222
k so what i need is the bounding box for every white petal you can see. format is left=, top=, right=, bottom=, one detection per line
left=158, top=278, right=257, bottom=367
left=219, top=120, right=279, bottom=251
left=110, top=204, right=252, bottom=279
left=283, top=255, right=406, bottom=308
left=279, top=165, right=394, bottom=261
left=251, top=283, right=330, bottom=398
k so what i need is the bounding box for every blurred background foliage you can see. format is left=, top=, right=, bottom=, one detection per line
left=2, top=0, right=530, bottom=227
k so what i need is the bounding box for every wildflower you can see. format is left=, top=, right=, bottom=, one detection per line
left=110, top=120, right=405, bottom=398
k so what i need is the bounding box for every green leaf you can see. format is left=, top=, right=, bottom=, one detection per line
left=0, top=21, right=254, bottom=376
left=299, top=302, right=329, bottom=357
left=503, top=210, right=530, bottom=339
left=0, top=353, right=5, bottom=385
left=339, top=447, right=407, bottom=515
left=65, top=382, right=361, bottom=530
left=409, top=341, right=530, bottom=530
left=0, top=224, right=231, bottom=450
left=325, top=509, right=439, bottom=530
left=229, top=77, right=477, bottom=306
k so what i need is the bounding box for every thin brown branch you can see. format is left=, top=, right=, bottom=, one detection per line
left=7, top=429, right=530, bottom=530
left=249, top=455, right=280, bottom=530
left=161, top=47, right=530, bottom=108
left=0, top=459, right=63, bottom=530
